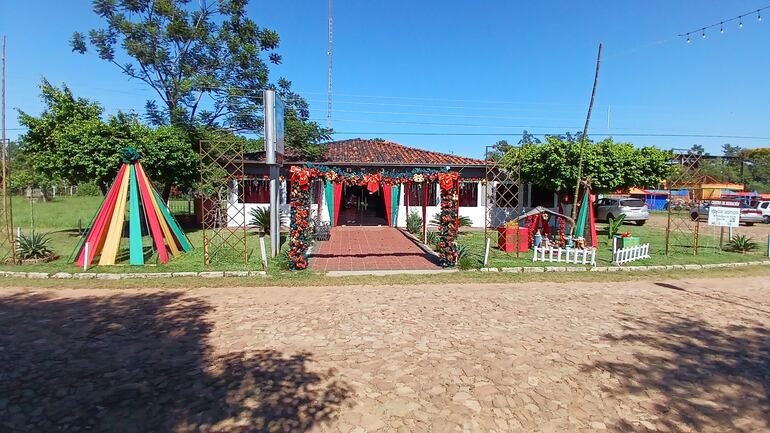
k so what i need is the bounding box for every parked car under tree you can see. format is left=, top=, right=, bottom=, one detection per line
left=594, top=198, right=650, bottom=225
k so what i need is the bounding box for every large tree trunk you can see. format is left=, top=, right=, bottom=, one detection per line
left=162, top=184, right=172, bottom=202
left=99, top=182, right=109, bottom=196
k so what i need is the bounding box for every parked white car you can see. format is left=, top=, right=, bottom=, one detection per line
left=594, top=197, right=650, bottom=225
left=757, top=201, right=770, bottom=224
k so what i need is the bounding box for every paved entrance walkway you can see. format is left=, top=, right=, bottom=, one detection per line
left=310, top=226, right=440, bottom=271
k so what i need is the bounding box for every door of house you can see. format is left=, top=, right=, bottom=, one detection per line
left=338, top=185, right=388, bottom=226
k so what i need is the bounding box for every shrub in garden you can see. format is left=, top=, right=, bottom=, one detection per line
left=724, top=235, right=759, bottom=254
left=75, top=181, right=101, bottom=196
left=456, top=246, right=479, bottom=270
left=248, top=206, right=286, bottom=234
left=426, top=231, right=438, bottom=247
left=17, top=232, right=54, bottom=260
left=407, top=211, right=423, bottom=236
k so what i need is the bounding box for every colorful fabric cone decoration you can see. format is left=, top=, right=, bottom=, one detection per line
left=74, top=148, right=192, bottom=267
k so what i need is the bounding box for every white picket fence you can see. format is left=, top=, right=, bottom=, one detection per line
left=532, top=246, right=597, bottom=266
left=613, top=243, right=651, bottom=266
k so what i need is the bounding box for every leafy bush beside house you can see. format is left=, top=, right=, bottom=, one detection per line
left=501, top=135, right=673, bottom=193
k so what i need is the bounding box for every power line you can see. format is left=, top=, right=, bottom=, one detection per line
left=297, top=90, right=592, bottom=107
left=330, top=131, right=770, bottom=140
left=678, top=4, right=770, bottom=43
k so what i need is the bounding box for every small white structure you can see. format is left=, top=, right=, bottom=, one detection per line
left=532, top=246, right=597, bottom=266
left=612, top=243, right=651, bottom=266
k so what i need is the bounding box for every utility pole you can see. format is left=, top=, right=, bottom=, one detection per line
left=1, top=35, right=15, bottom=262
left=571, top=42, right=603, bottom=234
left=326, top=0, right=334, bottom=129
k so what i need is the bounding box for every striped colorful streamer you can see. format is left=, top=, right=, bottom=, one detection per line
left=73, top=154, right=192, bottom=267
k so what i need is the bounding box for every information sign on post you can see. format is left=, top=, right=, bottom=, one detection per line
left=707, top=206, right=740, bottom=228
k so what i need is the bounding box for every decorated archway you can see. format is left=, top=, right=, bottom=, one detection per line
left=287, top=165, right=461, bottom=270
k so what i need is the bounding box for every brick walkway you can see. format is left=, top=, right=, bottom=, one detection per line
left=3, top=276, right=770, bottom=432
left=310, top=226, right=441, bottom=271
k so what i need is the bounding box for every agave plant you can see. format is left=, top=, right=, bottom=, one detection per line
left=724, top=235, right=759, bottom=254
left=248, top=206, right=287, bottom=234
left=17, top=231, right=54, bottom=260
left=429, top=212, right=472, bottom=228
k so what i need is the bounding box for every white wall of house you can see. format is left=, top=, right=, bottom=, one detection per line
left=227, top=179, right=557, bottom=229
left=395, top=182, right=485, bottom=228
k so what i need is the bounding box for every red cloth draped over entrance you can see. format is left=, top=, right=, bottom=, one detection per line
left=333, top=182, right=342, bottom=227
left=588, top=192, right=598, bottom=248
left=383, top=183, right=393, bottom=227
left=422, top=183, right=428, bottom=242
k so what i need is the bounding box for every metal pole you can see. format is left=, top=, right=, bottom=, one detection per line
left=269, top=165, right=279, bottom=257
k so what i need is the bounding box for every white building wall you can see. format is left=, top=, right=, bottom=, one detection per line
left=227, top=179, right=557, bottom=229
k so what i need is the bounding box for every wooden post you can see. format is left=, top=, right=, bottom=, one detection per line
left=570, top=43, right=603, bottom=233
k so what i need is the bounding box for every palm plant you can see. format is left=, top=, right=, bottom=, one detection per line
left=724, top=235, right=759, bottom=254
left=429, top=212, right=472, bottom=228
left=607, top=214, right=626, bottom=239
left=248, top=206, right=286, bottom=235
left=17, top=231, right=54, bottom=260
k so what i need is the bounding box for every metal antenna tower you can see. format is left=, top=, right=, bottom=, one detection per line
left=326, top=0, right=333, bottom=128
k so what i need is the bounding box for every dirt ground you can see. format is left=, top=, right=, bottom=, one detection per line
left=2, top=277, right=770, bottom=432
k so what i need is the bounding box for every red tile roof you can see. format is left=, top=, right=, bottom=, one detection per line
left=316, top=138, right=487, bottom=166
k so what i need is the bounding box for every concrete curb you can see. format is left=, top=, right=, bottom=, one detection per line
left=0, top=260, right=768, bottom=280
left=477, top=260, right=770, bottom=273
left=0, top=270, right=268, bottom=280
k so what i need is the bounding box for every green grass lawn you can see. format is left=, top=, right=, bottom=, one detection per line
left=3, top=196, right=769, bottom=275
left=4, top=195, right=290, bottom=274
left=457, top=222, right=770, bottom=268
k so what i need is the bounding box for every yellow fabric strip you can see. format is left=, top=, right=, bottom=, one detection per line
left=99, top=168, right=130, bottom=265
left=138, top=164, right=180, bottom=258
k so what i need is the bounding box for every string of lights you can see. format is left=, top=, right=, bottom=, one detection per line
left=679, top=4, right=770, bottom=43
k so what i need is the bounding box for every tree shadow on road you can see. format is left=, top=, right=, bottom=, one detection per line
left=584, top=311, right=770, bottom=432
left=0, top=292, right=349, bottom=432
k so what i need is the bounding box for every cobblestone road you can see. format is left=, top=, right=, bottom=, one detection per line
left=2, top=276, right=769, bottom=432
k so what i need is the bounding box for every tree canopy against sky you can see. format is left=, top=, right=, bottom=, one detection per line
left=70, top=0, right=331, bottom=158
left=500, top=134, right=673, bottom=194
left=71, top=0, right=280, bottom=131
left=17, top=80, right=198, bottom=194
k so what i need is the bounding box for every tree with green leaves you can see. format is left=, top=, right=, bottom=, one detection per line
left=17, top=79, right=198, bottom=197
left=71, top=0, right=280, bottom=130
left=689, top=144, right=705, bottom=156
left=485, top=131, right=542, bottom=161
left=70, top=0, right=331, bottom=159
left=501, top=135, right=672, bottom=193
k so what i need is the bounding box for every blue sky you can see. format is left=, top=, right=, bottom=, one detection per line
left=2, top=0, right=770, bottom=159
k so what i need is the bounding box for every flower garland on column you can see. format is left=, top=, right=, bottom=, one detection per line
left=288, top=166, right=312, bottom=270
left=437, top=172, right=460, bottom=267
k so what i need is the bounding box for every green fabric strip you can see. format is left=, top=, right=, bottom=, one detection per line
left=391, top=184, right=401, bottom=226
left=151, top=188, right=193, bottom=252
left=325, top=179, right=335, bottom=226
left=128, top=165, right=144, bottom=265
left=575, top=190, right=589, bottom=238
